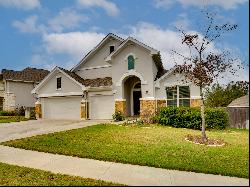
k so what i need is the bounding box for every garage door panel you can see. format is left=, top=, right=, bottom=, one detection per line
left=43, top=97, right=81, bottom=120
left=89, top=95, right=114, bottom=119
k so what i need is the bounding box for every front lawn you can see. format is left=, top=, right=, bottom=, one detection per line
left=0, top=116, right=28, bottom=123
left=2, top=124, right=249, bottom=178
left=0, top=162, right=122, bottom=186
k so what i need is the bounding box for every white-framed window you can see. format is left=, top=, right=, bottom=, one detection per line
left=166, top=86, right=190, bottom=107
left=56, top=77, right=62, bottom=90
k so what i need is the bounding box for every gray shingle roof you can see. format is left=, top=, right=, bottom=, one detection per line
left=227, top=95, right=249, bottom=107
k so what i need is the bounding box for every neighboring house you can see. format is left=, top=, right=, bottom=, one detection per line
left=227, top=95, right=249, bottom=129
left=32, top=33, right=201, bottom=120
left=0, top=67, right=49, bottom=111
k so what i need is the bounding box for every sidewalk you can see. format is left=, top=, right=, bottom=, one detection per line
left=0, top=145, right=248, bottom=186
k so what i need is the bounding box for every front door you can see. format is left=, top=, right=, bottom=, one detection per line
left=133, top=91, right=141, bottom=115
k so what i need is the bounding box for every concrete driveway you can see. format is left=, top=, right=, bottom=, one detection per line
left=0, top=119, right=110, bottom=143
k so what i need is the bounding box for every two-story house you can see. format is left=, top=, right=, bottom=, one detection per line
left=0, top=68, right=49, bottom=111
left=32, top=33, right=201, bottom=120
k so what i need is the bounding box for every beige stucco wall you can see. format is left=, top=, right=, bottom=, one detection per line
left=111, top=44, right=156, bottom=100
left=88, top=90, right=113, bottom=97
left=76, top=67, right=112, bottom=79
left=37, top=71, right=83, bottom=96
left=6, top=81, right=36, bottom=107
left=75, top=39, right=122, bottom=79
left=155, top=72, right=200, bottom=100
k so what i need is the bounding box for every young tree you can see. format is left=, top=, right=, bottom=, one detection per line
left=172, top=10, right=241, bottom=142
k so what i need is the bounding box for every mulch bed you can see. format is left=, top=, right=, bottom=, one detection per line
left=185, top=134, right=226, bottom=146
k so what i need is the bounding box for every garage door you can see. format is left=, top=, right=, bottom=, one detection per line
left=89, top=95, right=114, bottom=119
left=42, top=97, right=81, bottom=120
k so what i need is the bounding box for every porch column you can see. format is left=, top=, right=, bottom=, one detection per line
left=190, top=99, right=201, bottom=107
left=81, top=99, right=88, bottom=120
left=140, top=98, right=156, bottom=122
left=115, top=99, right=126, bottom=116
left=35, top=99, right=42, bottom=119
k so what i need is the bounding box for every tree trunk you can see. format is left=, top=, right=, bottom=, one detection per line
left=200, top=86, right=207, bottom=143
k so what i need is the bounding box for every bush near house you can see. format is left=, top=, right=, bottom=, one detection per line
left=112, top=111, right=125, bottom=121
left=155, top=107, right=229, bottom=130
left=0, top=110, right=16, bottom=116
left=0, top=106, right=25, bottom=116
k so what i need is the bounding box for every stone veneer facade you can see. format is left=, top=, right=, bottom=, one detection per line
left=115, top=100, right=126, bottom=116
left=140, top=99, right=156, bottom=121
left=35, top=101, right=42, bottom=119
left=0, top=81, right=4, bottom=110
left=3, top=93, right=16, bottom=111
left=81, top=99, right=88, bottom=119
left=156, top=99, right=166, bottom=113
left=190, top=99, right=201, bottom=107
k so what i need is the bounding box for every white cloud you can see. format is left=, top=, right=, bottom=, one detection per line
left=27, top=21, right=247, bottom=84
left=77, top=0, right=119, bottom=16
left=154, top=0, right=248, bottom=10
left=12, top=15, right=46, bottom=34
left=42, top=32, right=105, bottom=59
left=0, top=0, right=41, bottom=10
left=31, top=54, right=75, bottom=70
left=48, top=9, right=89, bottom=32
left=170, top=13, right=191, bottom=30
left=127, top=22, right=247, bottom=84
left=128, top=22, right=218, bottom=69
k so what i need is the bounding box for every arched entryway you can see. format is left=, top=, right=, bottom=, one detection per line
left=123, top=76, right=141, bottom=116
left=132, top=82, right=141, bottom=115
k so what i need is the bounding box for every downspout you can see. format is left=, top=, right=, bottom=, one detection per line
left=86, top=90, right=89, bottom=120
left=83, top=89, right=89, bottom=120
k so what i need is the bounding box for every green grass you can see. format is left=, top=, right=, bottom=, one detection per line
left=2, top=124, right=249, bottom=178
left=0, top=162, right=122, bottom=186
left=0, top=116, right=28, bottom=123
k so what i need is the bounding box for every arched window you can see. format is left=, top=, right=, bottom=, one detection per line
left=128, top=55, right=135, bottom=70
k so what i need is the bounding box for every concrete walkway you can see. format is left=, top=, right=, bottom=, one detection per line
left=0, top=119, right=110, bottom=143
left=0, top=145, right=248, bottom=186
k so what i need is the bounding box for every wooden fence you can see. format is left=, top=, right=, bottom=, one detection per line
left=226, top=107, right=249, bottom=129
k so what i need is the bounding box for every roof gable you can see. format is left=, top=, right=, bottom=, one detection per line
left=71, top=33, right=124, bottom=72
left=155, top=66, right=176, bottom=88
left=105, top=37, right=158, bottom=62
left=32, top=67, right=85, bottom=94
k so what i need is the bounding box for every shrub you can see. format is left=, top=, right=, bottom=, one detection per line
left=0, top=110, right=16, bottom=116
left=156, top=106, right=229, bottom=130
left=0, top=106, right=26, bottom=116
left=112, top=111, right=125, bottom=121
left=30, top=108, right=36, bottom=119
left=205, top=108, right=229, bottom=129
left=15, top=106, right=25, bottom=116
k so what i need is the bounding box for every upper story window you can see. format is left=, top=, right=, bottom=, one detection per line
left=128, top=55, right=135, bottom=70
left=109, top=45, right=115, bottom=54
left=57, top=77, right=62, bottom=90
left=166, top=86, right=190, bottom=107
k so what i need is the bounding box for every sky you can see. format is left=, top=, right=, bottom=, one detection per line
left=0, top=0, right=249, bottom=84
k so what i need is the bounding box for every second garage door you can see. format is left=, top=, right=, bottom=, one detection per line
left=42, top=97, right=82, bottom=120
left=89, top=95, right=114, bottom=119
